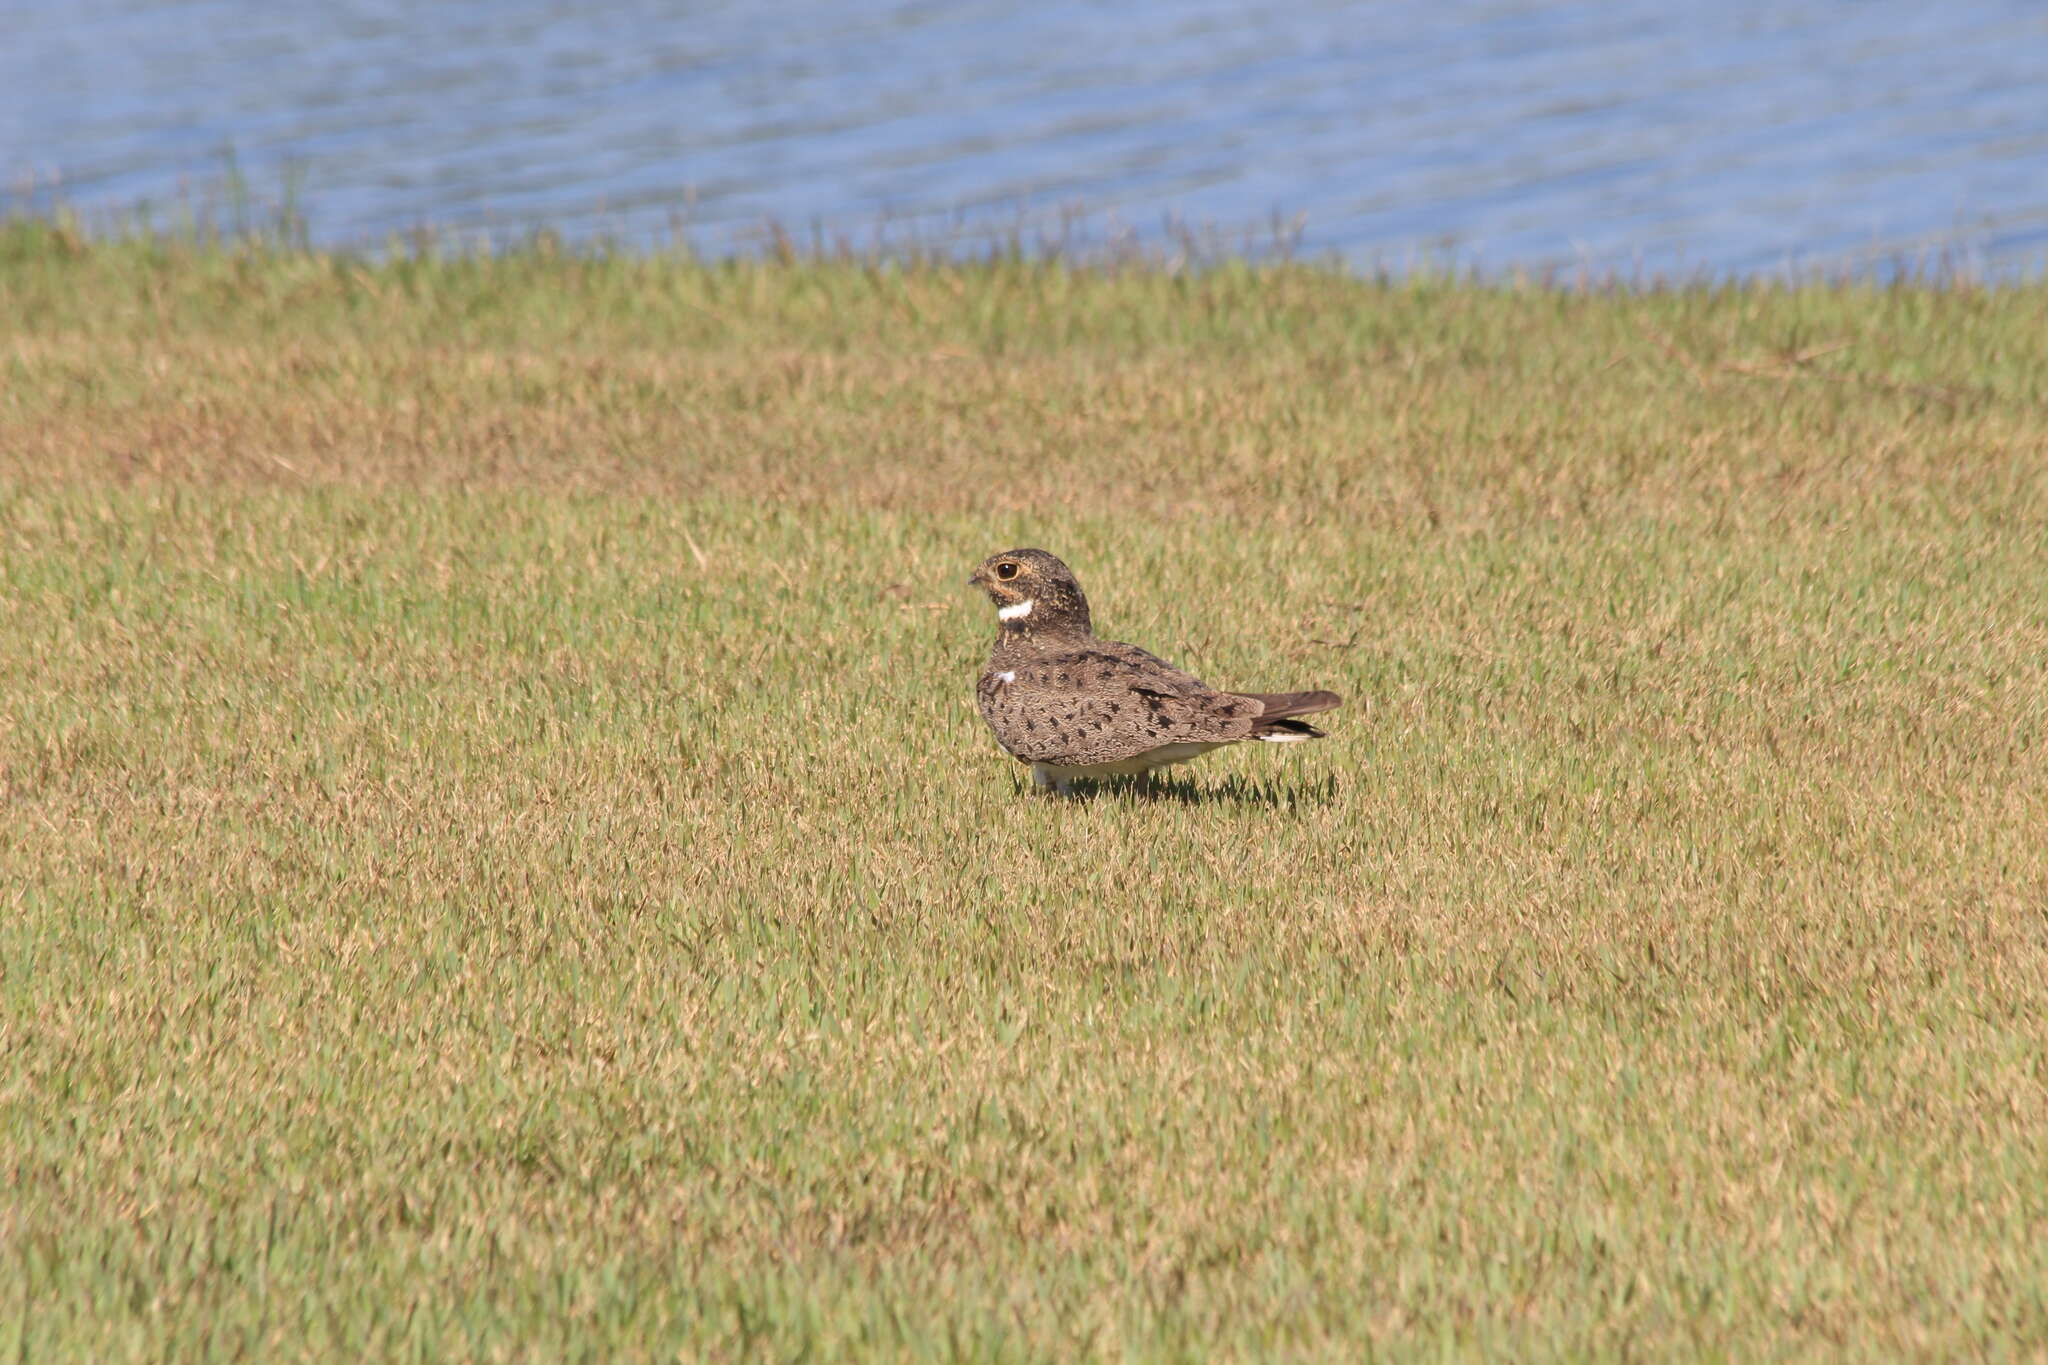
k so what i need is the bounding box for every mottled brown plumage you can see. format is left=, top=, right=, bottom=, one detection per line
left=966, top=548, right=1342, bottom=793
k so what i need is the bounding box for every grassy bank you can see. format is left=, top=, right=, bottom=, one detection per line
left=4, top=221, right=2047, bottom=1358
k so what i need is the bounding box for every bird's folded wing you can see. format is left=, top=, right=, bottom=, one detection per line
left=1124, top=682, right=1264, bottom=741
left=985, top=650, right=1264, bottom=762
left=1073, top=645, right=1271, bottom=741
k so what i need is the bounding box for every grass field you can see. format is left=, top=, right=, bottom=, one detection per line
left=4, top=219, right=2047, bottom=1359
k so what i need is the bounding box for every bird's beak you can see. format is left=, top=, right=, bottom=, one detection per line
left=965, top=571, right=986, bottom=588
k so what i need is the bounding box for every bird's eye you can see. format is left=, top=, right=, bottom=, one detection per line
left=995, top=562, right=1020, bottom=581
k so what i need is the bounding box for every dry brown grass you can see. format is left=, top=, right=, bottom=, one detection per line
left=4, top=225, right=2047, bottom=1358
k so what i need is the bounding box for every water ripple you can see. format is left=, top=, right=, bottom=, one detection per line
left=4, top=0, right=2044, bottom=274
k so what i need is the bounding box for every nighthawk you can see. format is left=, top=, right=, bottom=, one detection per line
left=968, top=548, right=1341, bottom=794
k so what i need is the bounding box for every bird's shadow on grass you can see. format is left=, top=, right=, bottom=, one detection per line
left=1045, top=772, right=1340, bottom=809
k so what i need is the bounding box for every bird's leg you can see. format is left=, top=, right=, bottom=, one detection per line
left=1029, top=764, right=1074, bottom=797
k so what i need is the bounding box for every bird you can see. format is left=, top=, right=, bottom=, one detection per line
left=966, top=548, right=1341, bottom=794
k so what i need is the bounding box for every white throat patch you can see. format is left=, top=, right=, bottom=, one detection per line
left=997, top=599, right=1034, bottom=622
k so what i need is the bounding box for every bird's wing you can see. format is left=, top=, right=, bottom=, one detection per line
left=979, top=644, right=1264, bottom=764
left=1089, top=640, right=1211, bottom=693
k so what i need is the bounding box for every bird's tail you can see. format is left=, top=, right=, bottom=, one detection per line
left=1245, top=690, right=1341, bottom=719
left=1243, top=690, right=1341, bottom=742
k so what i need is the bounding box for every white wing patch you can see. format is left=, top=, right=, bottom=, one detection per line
left=1253, top=730, right=1312, bottom=743
left=997, top=599, right=1034, bottom=621
left=994, top=670, right=1016, bottom=684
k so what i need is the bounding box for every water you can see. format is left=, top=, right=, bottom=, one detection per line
left=5, top=0, right=2047, bottom=276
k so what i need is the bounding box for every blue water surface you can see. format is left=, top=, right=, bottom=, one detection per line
left=4, top=0, right=2045, bottom=274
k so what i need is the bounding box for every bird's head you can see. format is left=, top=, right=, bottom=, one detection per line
left=967, top=548, right=1092, bottom=634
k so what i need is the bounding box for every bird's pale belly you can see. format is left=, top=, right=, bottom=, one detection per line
left=1030, top=742, right=1224, bottom=785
